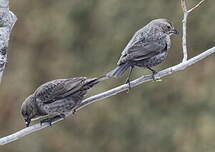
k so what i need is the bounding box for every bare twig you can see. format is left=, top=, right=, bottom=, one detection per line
left=181, top=0, right=188, bottom=12
left=181, top=0, right=206, bottom=62
left=188, top=0, right=206, bottom=13
left=0, top=0, right=17, bottom=84
left=0, top=0, right=212, bottom=146
left=181, top=11, right=188, bottom=62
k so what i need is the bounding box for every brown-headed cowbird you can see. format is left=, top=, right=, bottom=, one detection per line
left=21, top=76, right=105, bottom=127
left=107, top=18, right=178, bottom=86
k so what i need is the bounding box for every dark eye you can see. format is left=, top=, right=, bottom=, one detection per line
left=167, top=25, right=171, bottom=29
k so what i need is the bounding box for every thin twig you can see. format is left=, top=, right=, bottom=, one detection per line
left=181, top=0, right=187, bottom=12
left=188, top=0, right=206, bottom=13
left=181, top=12, right=188, bottom=62
left=181, top=0, right=189, bottom=62
left=181, top=0, right=206, bottom=62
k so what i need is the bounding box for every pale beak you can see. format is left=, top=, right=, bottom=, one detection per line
left=25, top=118, right=31, bottom=127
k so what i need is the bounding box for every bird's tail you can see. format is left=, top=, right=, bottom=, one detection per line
left=84, top=75, right=108, bottom=89
left=106, top=62, right=130, bottom=78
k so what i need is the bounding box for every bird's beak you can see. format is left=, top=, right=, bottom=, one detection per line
left=25, top=118, right=31, bottom=127
left=170, top=28, right=178, bottom=35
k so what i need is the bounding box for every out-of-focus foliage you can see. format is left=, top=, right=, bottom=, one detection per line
left=0, top=0, right=215, bottom=151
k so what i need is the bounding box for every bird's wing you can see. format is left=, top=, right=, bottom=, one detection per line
left=118, top=38, right=167, bottom=65
left=69, top=77, right=101, bottom=102
left=34, top=77, right=87, bottom=104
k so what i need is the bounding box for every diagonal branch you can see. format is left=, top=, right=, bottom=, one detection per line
left=0, top=46, right=215, bottom=145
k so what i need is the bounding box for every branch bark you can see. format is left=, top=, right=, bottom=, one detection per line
left=0, top=0, right=212, bottom=146
left=0, top=0, right=17, bottom=83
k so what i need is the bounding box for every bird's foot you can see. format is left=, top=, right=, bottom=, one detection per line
left=147, top=67, right=162, bottom=82
left=40, top=117, right=54, bottom=127
left=152, top=71, right=162, bottom=82
left=154, top=78, right=162, bottom=82
left=40, top=114, right=65, bottom=127
left=152, top=72, right=162, bottom=82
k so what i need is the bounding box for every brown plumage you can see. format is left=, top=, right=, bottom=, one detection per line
left=21, top=76, right=105, bottom=127
left=107, top=18, right=178, bottom=85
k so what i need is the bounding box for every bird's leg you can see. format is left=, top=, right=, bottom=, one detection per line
left=58, top=114, right=66, bottom=119
left=146, top=67, right=162, bottom=82
left=125, top=65, right=134, bottom=92
left=72, top=103, right=81, bottom=115
left=40, top=114, right=65, bottom=127
left=72, top=109, right=77, bottom=115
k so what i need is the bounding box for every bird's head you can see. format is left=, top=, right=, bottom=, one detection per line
left=150, top=18, right=178, bottom=35
left=21, top=95, right=36, bottom=127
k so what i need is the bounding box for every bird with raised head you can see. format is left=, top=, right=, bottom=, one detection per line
left=106, top=18, right=178, bottom=87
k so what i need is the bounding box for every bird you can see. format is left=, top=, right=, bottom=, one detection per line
left=21, top=76, right=106, bottom=127
left=106, top=18, right=178, bottom=87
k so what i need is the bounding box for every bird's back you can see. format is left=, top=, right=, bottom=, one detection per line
left=32, top=77, right=100, bottom=115
left=34, top=77, right=87, bottom=103
left=117, top=24, right=169, bottom=67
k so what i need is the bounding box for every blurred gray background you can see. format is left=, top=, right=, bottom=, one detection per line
left=0, top=0, right=215, bottom=151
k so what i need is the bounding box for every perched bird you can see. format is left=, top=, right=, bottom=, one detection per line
left=107, top=18, right=178, bottom=86
left=21, top=76, right=105, bottom=127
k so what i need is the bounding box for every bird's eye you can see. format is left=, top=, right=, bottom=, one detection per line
left=167, top=25, right=171, bottom=29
